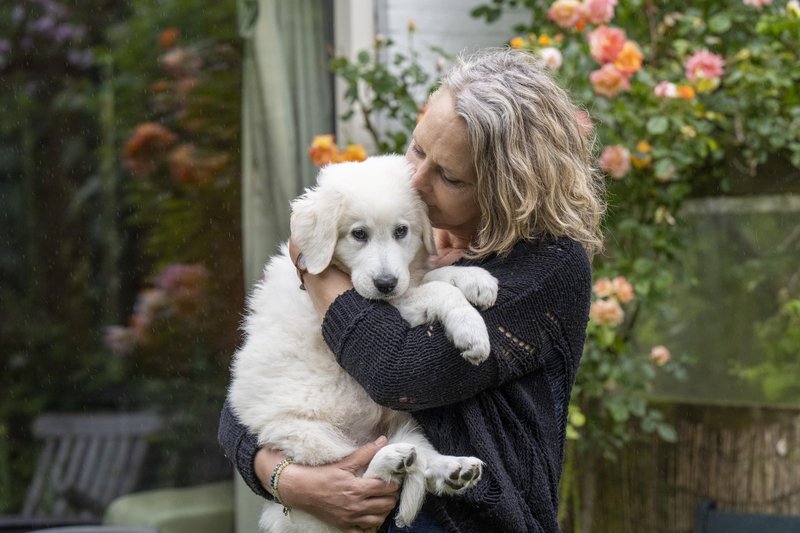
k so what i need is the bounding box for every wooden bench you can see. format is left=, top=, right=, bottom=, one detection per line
left=695, top=499, right=800, bottom=532
left=0, top=412, right=163, bottom=533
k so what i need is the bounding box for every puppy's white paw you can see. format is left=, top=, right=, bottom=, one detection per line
left=448, top=268, right=498, bottom=310
left=447, top=307, right=491, bottom=365
left=425, top=455, right=484, bottom=495
left=364, top=443, right=418, bottom=483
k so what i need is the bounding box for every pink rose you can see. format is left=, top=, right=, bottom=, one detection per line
left=650, top=345, right=671, bottom=366
left=588, top=25, right=626, bottom=64
left=590, top=299, right=625, bottom=327
left=547, top=0, right=585, bottom=29
left=599, top=145, right=631, bottom=179
left=590, top=64, right=631, bottom=98
left=612, top=276, right=634, bottom=304
left=743, top=0, right=772, bottom=7
left=684, top=49, right=725, bottom=83
left=583, top=0, right=617, bottom=24
left=593, top=277, right=614, bottom=297
left=654, top=81, right=679, bottom=98
left=540, top=47, right=563, bottom=70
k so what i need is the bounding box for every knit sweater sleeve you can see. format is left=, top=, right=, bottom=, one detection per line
left=217, top=397, right=272, bottom=500
left=322, top=238, right=591, bottom=412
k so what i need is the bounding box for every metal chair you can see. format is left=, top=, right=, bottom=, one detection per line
left=694, top=499, right=800, bottom=533
left=0, top=412, right=163, bottom=533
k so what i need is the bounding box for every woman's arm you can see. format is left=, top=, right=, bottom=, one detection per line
left=217, top=400, right=400, bottom=531
left=318, top=241, right=592, bottom=412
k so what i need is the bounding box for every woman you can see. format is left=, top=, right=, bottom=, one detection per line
left=219, top=48, right=605, bottom=532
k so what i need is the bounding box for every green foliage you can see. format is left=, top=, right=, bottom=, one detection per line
left=744, top=296, right=800, bottom=401
left=329, top=32, right=446, bottom=154
left=0, top=0, right=242, bottom=510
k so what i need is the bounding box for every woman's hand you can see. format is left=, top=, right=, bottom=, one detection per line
left=255, top=437, right=400, bottom=532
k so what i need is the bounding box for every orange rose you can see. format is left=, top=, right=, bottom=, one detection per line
left=613, top=41, right=643, bottom=74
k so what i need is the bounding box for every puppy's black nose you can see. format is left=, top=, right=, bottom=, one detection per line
left=373, top=275, right=398, bottom=294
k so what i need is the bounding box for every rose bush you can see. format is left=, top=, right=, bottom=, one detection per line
left=325, top=0, right=798, bottom=529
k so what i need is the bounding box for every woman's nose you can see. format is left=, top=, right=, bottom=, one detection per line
left=410, top=165, right=431, bottom=193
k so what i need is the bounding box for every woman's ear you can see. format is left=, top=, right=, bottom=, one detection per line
left=290, top=184, right=343, bottom=274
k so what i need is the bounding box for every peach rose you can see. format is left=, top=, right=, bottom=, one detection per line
left=599, top=145, right=631, bottom=179
left=547, top=0, right=585, bottom=29
left=613, top=40, right=643, bottom=74
left=743, top=0, right=772, bottom=7
left=593, top=277, right=614, bottom=297
left=589, top=63, right=630, bottom=98
left=677, top=85, right=696, bottom=99
left=612, top=276, right=634, bottom=304
left=590, top=299, right=625, bottom=327
left=684, top=49, right=725, bottom=83
left=650, top=345, right=671, bottom=366
left=582, top=0, right=618, bottom=25
left=588, top=25, right=626, bottom=64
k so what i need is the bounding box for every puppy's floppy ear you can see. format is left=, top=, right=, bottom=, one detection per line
left=290, top=183, right=343, bottom=274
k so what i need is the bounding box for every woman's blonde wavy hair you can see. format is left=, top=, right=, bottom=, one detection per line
left=441, top=48, right=606, bottom=259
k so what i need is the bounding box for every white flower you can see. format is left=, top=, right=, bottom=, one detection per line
left=540, top=47, right=563, bottom=70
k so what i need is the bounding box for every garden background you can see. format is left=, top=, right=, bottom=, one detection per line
left=1, top=0, right=799, bottom=532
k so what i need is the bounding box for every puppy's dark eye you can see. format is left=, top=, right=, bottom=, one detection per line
left=351, top=228, right=368, bottom=241
left=394, top=225, right=408, bottom=239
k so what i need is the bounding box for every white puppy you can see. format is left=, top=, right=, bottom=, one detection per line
left=229, top=155, right=498, bottom=533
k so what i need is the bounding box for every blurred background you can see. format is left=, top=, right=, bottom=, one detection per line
left=1, top=0, right=798, bottom=532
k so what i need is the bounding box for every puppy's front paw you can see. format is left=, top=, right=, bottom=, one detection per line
left=425, top=456, right=484, bottom=495
left=447, top=307, right=491, bottom=365
left=364, top=443, right=418, bottom=483
left=449, top=268, right=498, bottom=310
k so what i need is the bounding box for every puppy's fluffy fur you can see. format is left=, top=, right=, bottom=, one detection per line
left=229, top=156, right=497, bottom=532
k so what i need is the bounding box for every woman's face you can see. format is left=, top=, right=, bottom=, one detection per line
left=405, top=89, right=481, bottom=240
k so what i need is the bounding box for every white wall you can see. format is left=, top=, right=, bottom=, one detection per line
left=334, top=0, right=529, bottom=149
left=377, top=0, right=530, bottom=77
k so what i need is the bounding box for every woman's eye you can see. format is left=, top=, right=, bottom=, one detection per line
left=351, top=229, right=368, bottom=241
left=411, top=144, right=425, bottom=158
left=441, top=174, right=462, bottom=187
left=394, top=225, right=408, bottom=239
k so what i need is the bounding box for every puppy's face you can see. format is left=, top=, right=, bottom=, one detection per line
left=290, top=155, right=436, bottom=300
left=334, top=205, right=425, bottom=300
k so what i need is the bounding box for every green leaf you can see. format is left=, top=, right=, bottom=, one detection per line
left=708, top=13, right=732, bottom=34
left=656, top=423, right=678, bottom=442
left=647, top=116, right=669, bottom=135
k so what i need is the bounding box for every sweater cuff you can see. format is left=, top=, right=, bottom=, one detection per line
left=234, top=429, right=271, bottom=500
left=321, top=289, right=374, bottom=355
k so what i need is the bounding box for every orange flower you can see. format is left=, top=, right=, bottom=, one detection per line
left=168, top=144, right=227, bottom=185
left=158, top=27, right=180, bottom=50
left=123, top=122, right=178, bottom=177
left=510, top=36, right=525, bottom=49
left=613, top=41, right=644, bottom=75
left=335, top=144, right=368, bottom=163
left=677, top=85, right=696, bottom=99
left=308, top=134, right=340, bottom=166
left=630, top=140, right=653, bottom=169
left=538, top=34, right=552, bottom=46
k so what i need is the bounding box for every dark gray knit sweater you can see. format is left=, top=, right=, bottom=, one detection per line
left=218, top=236, right=592, bottom=533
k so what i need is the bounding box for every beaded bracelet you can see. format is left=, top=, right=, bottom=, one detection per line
left=269, top=456, right=295, bottom=515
